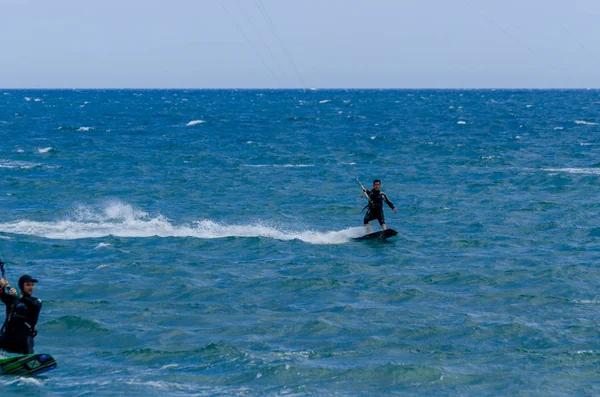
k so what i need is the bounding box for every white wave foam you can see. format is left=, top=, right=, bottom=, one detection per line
left=186, top=120, right=205, bottom=126
left=1, top=376, right=44, bottom=387
left=243, top=164, right=314, bottom=168
left=573, top=299, right=600, bottom=304
left=319, top=99, right=331, bottom=104
left=554, top=127, right=564, bottom=130
left=77, top=127, right=92, bottom=131
left=24, top=97, right=31, bottom=101
left=457, top=121, right=467, bottom=125
left=0, top=160, right=40, bottom=169
left=37, top=147, right=54, bottom=153
left=575, top=120, right=598, bottom=126
left=93, top=242, right=111, bottom=250
left=0, top=202, right=363, bottom=245
left=544, top=168, right=600, bottom=175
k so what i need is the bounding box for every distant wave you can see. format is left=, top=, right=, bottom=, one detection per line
left=544, top=168, right=600, bottom=175
left=186, top=120, right=205, bottom=126
left=0, top=202, right=363, bottom=245
left=574, top=120, right=598, bottom=126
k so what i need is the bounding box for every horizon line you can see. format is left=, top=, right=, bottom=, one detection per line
left=2, top=87, right=600, bottom=91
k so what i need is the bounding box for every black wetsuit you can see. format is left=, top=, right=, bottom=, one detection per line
left=0, top=290, right=42, bottom=354
left=363, top=189, right=395, bottom=226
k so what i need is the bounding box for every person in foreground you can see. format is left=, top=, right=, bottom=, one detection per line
left=0, top=275, right=42, bottom=354
left=362, top=179, right=397, bottom=232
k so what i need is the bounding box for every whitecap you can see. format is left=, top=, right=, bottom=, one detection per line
left=319, top=99, right=331, bottom=104
left=186, top=120, right=205, bottom=126
left=24, top=97, right=31, bottom=101
left=573, top=299, right=600, bottom=304
left=554, top=127, right=564, bottom=130
left=37, top=147, right=54, bottom=153
left=93, top=242, right=111, bottom=250
left=457, top=121, right=466, bottom=125
left=544, top=168, right=600, bottom=175
left=0, top=160, right=40, bottom=169
left=243, top=164, right=314, bottom=168
left=575, top=120, right=598, bottom=126
left=77, top=127, right=91, bottom=131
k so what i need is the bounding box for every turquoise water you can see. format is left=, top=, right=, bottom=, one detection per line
left=1, top=89, right=600, bottom=395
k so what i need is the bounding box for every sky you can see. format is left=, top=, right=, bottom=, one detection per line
left=1, top=0, right=600, bottom=89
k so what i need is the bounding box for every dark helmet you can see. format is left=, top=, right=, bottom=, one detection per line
left=18, top=274, right=38, bottom=291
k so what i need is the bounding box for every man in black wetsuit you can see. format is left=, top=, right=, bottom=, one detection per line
left=0, top=275, right=42, bottom=354
left=362, top=179, right=397, bottom=232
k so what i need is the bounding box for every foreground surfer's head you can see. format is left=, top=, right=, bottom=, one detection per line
left=18, top=274, right=38, bottom=296
left=373, top=180, right=381, bottom=190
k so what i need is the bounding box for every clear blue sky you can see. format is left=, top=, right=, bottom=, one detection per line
left=1, top=0, right=599, bottom=88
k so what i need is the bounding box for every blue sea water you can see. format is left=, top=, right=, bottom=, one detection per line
left=1, top=89, right=600, bottom=396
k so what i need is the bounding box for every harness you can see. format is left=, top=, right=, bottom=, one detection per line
left=1, top=298, right=37, bottom=337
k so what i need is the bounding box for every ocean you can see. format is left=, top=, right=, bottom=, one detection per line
left=1, top=89, right=599, bottom=396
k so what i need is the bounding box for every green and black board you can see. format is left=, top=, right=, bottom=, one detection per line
left=0, top=353, right=57, bottom=376
left=354, top=229, right=398, bottom=241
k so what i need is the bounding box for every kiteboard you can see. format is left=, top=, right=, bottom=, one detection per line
left=354, top=229, right=398, bottom=241
left=0, top=353, right=57, bottom=376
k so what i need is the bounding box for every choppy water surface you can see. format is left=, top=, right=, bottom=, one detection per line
left=1, top=89, right=600, bottom=396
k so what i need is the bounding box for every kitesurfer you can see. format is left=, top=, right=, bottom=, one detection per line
left=362, top=179, right=397, bottom=232
left=0, top=275, right=42, bottom=354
